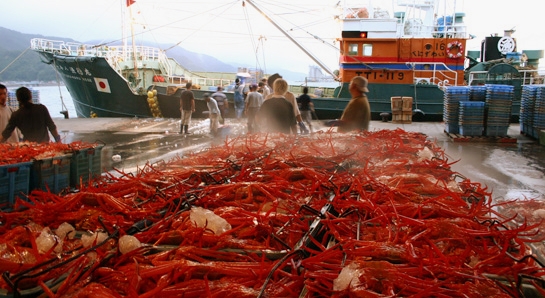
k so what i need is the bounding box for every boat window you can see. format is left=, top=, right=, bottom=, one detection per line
left=363, top=44, right=373, bottom=56
left=348, top=43, right=358, bottom=55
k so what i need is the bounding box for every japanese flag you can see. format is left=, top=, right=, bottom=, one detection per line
left=94, top=78, right=111, bottom=93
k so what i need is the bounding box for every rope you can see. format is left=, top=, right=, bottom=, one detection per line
left=0, top=47, right=30, bottom=75
left=53, top=59, right=69, bottom=113
left=159, top=2, right=239, bottom=81
left=242, top=1, right=262, bottom=79
left=258, top=36, right=267, bottom=75
left=70, top=96, right=150, bottom=118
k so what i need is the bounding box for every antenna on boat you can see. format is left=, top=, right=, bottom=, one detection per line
left=257, top=35, right=268, bottom=76
left=129, top=3, right=139, bottom=82
left=123, top=0, right=139, bottom=82
left=245, top=0, right=339, bottom=81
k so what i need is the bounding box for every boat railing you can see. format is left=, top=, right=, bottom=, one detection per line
left=157, top=51, right=173, bottom=78
left=467, top=69, right=545, bottom=86
left=407, top=62, right=459, bottom=87
left=187, top=77, right=234, bottom=89
left=31, top=38, right=72, bottom=55
left=399, top=21, right=467, bottom=38
left=31, top=38, right=166, bottom=63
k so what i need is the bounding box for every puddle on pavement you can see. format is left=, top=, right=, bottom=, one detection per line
left=440, top=140, right=545, bottom=202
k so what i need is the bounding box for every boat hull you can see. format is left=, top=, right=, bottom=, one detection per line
left=311, top=82, right=445, bottom=121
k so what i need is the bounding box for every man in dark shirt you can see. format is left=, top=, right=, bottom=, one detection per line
left=1, top=87, right=61, bottom=143
left=179, top=82, right=195, bottom=134
left=297, top=87, right=313, bottom=133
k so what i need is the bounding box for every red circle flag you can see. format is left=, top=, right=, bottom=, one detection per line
left=94, top=78, right=111, bottom=93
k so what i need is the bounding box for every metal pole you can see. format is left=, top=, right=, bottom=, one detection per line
left=245, top=0, right=339, bottom=81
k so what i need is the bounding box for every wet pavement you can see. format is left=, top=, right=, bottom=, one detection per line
left=54, top=117, right=545, bottom=203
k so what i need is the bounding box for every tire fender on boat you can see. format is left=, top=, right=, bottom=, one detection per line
left=446, top=41, right=463, bottom=58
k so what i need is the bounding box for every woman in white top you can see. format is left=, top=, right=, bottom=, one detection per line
left=266, top=74, right=309, bottom=134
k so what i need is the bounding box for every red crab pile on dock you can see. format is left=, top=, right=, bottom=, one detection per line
left=1, top=129, right=544, bottom=297
left=0, top=142, right=73, bottom=165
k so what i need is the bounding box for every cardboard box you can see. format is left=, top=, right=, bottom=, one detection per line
left=392, top=111, right=412, bottom=124
left=391, top=97, right=402, bottom=112
left=402, top=97, right=413, bottom=111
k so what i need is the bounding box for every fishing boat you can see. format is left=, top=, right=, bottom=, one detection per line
left=304, top=0, right=544, bottom=121
left=30, top=0, right=544, bottom=121
left=28, top=39, right=246, bottom=119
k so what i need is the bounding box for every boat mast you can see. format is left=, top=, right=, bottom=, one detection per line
left=122, top=1, right=126, bottom=55
left=128, top=3, right=139, bottom=81
left=244, top=0, right=339, bottom=81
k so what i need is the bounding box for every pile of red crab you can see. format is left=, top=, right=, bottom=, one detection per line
left=1, top=129, right=544, bottom=297
left=0, top=141, right=101, bottom=165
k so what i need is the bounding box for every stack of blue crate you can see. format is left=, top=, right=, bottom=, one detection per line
left=444, top=86, right=470, bottom=134
left=520, top=85, right=538, bottom=136
left=7, top=88, right=40, bottom=109
left=534, top=86, right=545, bottom=141
left=458, top=101, right=485, bottom=136
left=485, top=84, right=513, bottom=137
left=469, top=86, right=487, bottom=102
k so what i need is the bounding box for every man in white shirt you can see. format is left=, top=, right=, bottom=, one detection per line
left=211, top=86, right=228, bottom=124
left=204, top=93, right=220, bottom=136
left=244, top=84, right=263, bottom=133
left=0, top=84, right=20, bottom=143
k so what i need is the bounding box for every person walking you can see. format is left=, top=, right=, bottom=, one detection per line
left=337, top=76, right=371, bottom=132
left=211, top=86, right=228, bottom=124
left=297, top=86, right=313, bottom=133
left=257, top=78, right=296, bottom=134
left=244, top=84, right=263, bottom=133
left=1, top=86, right=61, bottom=144
left=0, top=84, right=20, bottom=143
left=204, top=93, right=220, bottom=136
left=233, top=78, right=245, bottom=119
left=260, top=77, right=271, bottom=99
left=180, top=82, right=195, bottom=134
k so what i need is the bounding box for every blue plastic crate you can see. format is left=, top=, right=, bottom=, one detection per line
left=459, top=126, right=483, bottom=136
left=459, top=101, right=485, bottom=108
left=0, top=162, right=32, bottom=210
left=30, top=154, right=72, bottom=194
left=485, top=126, right=509, bottom=137
left=445, top=123, right=459, bottom=134
left=70, top=145, right=104, bottom=188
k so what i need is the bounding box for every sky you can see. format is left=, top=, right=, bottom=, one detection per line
left=1, top=0, right=544, bottom=76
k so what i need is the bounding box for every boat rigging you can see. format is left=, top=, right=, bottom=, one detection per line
left=244, top=0, right=340, bottom=81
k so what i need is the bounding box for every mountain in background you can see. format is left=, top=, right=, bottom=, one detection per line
left=0, top=27, right=64, bottom=82
left=0, top=26, right=306, bottom=83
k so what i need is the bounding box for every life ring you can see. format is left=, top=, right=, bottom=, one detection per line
left=446, top=41, right=463, bottom=59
